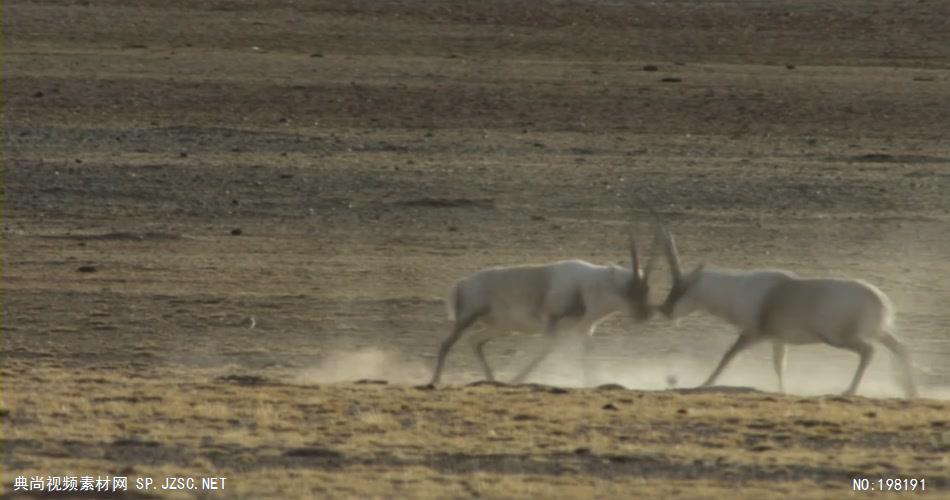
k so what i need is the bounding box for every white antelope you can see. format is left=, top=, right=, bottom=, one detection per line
left=428, top=236, right=658, bottom=386
left=657, top=229, right=918, bottom=398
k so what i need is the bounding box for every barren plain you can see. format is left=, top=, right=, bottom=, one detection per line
left=3, top=0, right=950, bottom=498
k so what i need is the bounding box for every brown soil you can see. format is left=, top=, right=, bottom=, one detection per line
left=3, top=0, right=949, bottom=498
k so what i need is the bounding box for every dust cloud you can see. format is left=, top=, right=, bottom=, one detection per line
left=528, top=341, right=950, bottom=400
left=290, top=334, right=948, bottom=400
left=292, top=347, right=431, bottom=385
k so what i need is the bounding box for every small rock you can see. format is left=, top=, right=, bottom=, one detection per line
left=602, top=403, right=618, bottom=411
left=786, top=64, right=796, bottom=70
left=642, top=65, right=659, bottom=71
left=354, top=379, right=388, bottom=385
left=573, top=447, right=591, bottom=455
left=677, top=408, right=688, bottom=415
left=230, top=228, right=243, bottom=236
left=33, top=91, right=44, bottom=98
left=660, top=77, right=682, bottom=83
left=77, top=265, right=97, bottom=273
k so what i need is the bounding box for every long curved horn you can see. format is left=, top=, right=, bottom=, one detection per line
left=628, top=235, right=641, bottom=276
left=661, top=227, right=683, bottom=282
left=641, top=224, right=663, bottom=279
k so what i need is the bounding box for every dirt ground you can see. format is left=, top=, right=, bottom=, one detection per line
left=3, top=0, right=950, bottom=498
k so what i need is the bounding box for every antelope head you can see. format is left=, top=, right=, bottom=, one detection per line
left=625, top=232, right=660, bottom=321
left=657, top=228, right=705, bottom=319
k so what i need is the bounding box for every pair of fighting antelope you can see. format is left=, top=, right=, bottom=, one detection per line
left=428, top=226, right=919, bottom=398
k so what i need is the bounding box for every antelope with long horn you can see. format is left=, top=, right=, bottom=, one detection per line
left=428, top=233, right=660, bottom=386
left=655, top=228, right=918, bottom=398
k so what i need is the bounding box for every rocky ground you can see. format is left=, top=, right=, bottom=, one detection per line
left=3, top=0, right=949, bottom=498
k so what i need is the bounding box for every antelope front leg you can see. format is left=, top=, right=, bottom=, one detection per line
left=700, top=331, right=763, bottom=388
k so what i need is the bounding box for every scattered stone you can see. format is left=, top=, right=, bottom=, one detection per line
left=77, top=265, right=97, bottom=273
left=467, top=380, right=509, bottom=388
left=852, top=153, right=893, bottom=162
left=642, top=65, right=659, bottom=71
left=33, top=91, right=44, bottom=98
left=674, top=385, right=759, bottom=395
left=395, top=198, right=494, bottom=209
left=660, top=77, right=682, bottom=83
left=354, top=379, right=388, bottom=385
left=602, top=403, right=618, bottom=411
left=786, top=64, right=796, bottom=69
left=230, top=228, right=243, bottom=236
left=215, top=374, right=268, bottom=386
left=520, top=383, right=568, bottom=394
left=112, top=438, right=160, bottom=447
left=284, top=447, right=343, bottom=459
left=573, top=447, right=591, bottom=455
